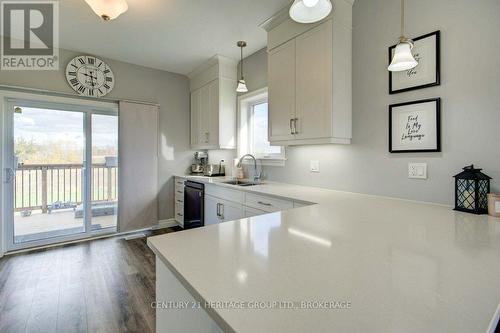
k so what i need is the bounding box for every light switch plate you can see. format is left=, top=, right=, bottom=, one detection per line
left=310, top=160, right=320, bottom=173
left=408, top=163, right=427, bottom=179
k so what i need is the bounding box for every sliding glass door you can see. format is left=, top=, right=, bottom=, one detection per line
left=4, top=98, right=118, bottom=251
left=91, top=113, right=119, bottom=231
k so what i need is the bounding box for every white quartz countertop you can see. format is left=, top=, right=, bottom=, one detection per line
left=148, top=176, right=500, bottom=333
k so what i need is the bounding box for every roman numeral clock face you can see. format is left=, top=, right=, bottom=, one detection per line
left=65, top=56, right=115, bottom=97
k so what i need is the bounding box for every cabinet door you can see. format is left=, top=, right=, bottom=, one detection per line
left=295, top=20, right=333, bottom=140
left=204, top=195, right=220, bottom=226
left=196, top=80, right=219, bottom=148
left=219, top=201, right=244, bottom=223
left=190, top=88, right=202, bottom=146
left=199, top=84, right=211, bottom=145
left=205, top=195, right=244, bottom=225
left=207, top=79, right=219, bottom=147
left=268, top=39, right=296, bottom=142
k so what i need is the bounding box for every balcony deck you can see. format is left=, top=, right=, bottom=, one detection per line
left=12, top=163, right=118, bottom=244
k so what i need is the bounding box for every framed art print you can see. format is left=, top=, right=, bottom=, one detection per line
left=389, top=98, right=441, bottom=153
left=389, top=31, right=441, bottom=94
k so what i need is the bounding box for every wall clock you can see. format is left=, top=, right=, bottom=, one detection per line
left=65, top=55, right=115, bottom=97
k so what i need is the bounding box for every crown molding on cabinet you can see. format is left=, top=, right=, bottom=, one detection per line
left=187, top=54, right=238, bottom=81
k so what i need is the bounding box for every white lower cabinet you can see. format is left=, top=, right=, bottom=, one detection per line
left=205, top=195, right=221, bottom=226
left=205, top=195, right=244, bottom=225
left=204, top=184, right=312, bottom=226
left=174, top=177, right=185, bottom=227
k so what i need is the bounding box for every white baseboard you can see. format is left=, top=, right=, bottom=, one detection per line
left=155, top=218, right=178, bottom=229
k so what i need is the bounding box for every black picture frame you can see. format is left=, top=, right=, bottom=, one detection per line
left=389, top=30, right=441, bottom=94
left=389, top=98, right=441, bottom=153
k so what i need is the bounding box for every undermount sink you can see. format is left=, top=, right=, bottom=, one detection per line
left=222, top=180, right=261, bottom=187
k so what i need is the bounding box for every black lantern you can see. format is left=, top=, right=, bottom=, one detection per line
left=454, top=165, right=491, bottom=214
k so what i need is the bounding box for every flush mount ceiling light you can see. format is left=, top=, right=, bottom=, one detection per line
left=236, top=41, right=248, bottom=93
left=85, top=0, right=128, bottom=21
left=289, top=0, right=332, bottom=24
left=388, top=0, right=418, bottom=72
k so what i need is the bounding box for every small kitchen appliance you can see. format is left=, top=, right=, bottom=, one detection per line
left=204, top=160, right=226, bottom=177
left=191, top=151, right=208, bottom=174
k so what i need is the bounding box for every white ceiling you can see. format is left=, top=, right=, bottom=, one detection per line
left=59, top=0, right=291, bottom=75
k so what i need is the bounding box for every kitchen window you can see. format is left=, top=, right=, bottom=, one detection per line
left=238, top=88, right=285, bottom=165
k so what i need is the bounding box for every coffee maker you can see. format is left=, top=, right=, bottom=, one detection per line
left=191, top=151, right=208, bottom=174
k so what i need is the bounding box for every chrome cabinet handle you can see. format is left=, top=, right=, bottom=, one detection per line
left=176, top=199, right=183, bottom=203
left=177, top=191, right=183, bottom=194
left=257, top=201, right=272, bottom=206
left=220, top=203, right=224, bottom=219
left=290, top=118, right=299, bottom=134
left=177, top=213, right=183, bottom=217
left=289, top=119, right=294, bottom=135
left=216, top=203, right=221, bottom=217
left=205, top=132, right=209, bottom=143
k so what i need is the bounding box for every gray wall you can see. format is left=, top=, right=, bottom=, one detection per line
left=246, top=0, right=500, bottom=205
left=0, top=47, right=192, bottom=220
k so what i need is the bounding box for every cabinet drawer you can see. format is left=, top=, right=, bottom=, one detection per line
left=175, top=184, right=184, bottom=196
left=244, top=193, right=293, bottom=213
left=175, top=194, right=184, bottom=204
left=205, top=184, right=244, bottom=204
left=175, top=201, right=184, bottom=226
left=175, top=177, right=185, bottom=186
left=244, top=207, right=268, bottom=218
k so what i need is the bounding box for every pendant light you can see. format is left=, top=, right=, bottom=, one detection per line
left=236, top=41, right=248, bottom=93
left=289, top=0, right=332, bottom=24
left=388, top=0, right=418, bottom=71
left=85, top=0, right=128, bottom=21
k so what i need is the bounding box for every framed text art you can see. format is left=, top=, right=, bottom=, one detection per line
left=389, top=98, right=441, bottom=153
left=389, top=31, right=441, bottom=94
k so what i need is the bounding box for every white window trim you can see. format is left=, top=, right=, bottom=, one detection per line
left=237, top=87, right=286, bottom=167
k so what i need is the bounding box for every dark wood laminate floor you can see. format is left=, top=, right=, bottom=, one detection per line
left=0, top=227, right=181, bottom=333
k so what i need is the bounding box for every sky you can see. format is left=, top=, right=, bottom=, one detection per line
left=14, top=107, right=118, bottom=149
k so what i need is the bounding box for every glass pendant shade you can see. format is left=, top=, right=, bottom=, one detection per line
left=388, top=41, right=418, bottom=72
left=236, top=80, right=248, bottom=93
left=85, top=0, right=128, bottom=20
left=289, top=0, right=332, bottom=24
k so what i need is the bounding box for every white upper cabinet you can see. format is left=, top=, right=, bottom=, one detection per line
left=268, top=39, right=296, bottom=142
left=263, top=0, right=353, bottom=146
left=189, top=55, right=237, bottom=150
left=295, top=20, right=333, bottom=140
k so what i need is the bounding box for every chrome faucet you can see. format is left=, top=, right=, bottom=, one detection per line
left=237, top=154, right=261, bottom=182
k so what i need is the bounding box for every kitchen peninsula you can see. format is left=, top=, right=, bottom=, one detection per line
left=148, top=178, right=500, bottom=333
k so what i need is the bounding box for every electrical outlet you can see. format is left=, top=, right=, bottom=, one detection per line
left=408, top=163, right=427, bottom=179
left=310, top=160, right=320, bottom=173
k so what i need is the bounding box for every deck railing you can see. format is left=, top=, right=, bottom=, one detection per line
left=14, top=163, right=118, bottom=213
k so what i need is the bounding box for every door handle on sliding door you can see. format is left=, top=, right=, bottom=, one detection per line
left=5, top=168, right=15, bottom=183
